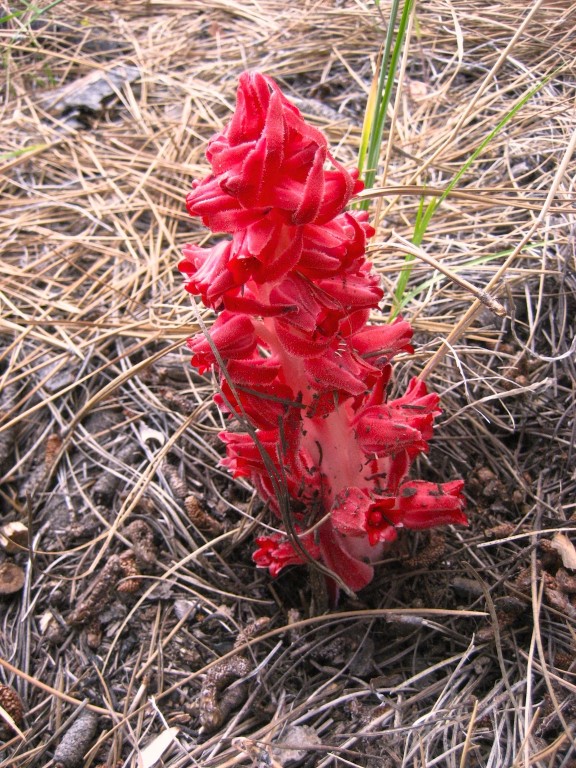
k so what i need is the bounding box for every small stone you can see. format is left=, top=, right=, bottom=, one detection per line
left=0, top=562, right=25, bottom=597
left=476, top=467, right=496, bottom=484
left=0, top=522, right=28, bottom=554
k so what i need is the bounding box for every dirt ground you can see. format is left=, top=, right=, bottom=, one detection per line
left=1, top=1, right=575, bottom=766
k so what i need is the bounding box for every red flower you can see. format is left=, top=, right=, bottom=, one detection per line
left=331, top=481, right=467, bottom=548
left=186, top=312, right=256, bottom=372
left=216, top=376, right=295, bottom=430
left=182, top=71, right=467, bottom=596
left=253, top=532, right=321, bottom=578
left=180, top=240, right=238, bottom=309
left=395, top=480, right=467, bottom=529
left=331, top=487, right=398, bottom=545
left=354, top=404, right=431, bottom=457
left=318, top=522, right=375, bottom=592
left=350, top=318, right=414, bottom=366
left=187, top=72, right=362, bottom=231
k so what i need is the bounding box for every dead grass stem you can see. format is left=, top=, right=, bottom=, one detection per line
left=1, top=1, right=575, bottom=766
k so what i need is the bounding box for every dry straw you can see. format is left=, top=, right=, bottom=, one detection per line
left=1, top=1, right=575, bottom=766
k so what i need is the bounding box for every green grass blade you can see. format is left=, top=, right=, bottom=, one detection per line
left=0, top=1, right=67, bottom=27
left=391, top=73, right=554, bottom=313
left=357, top=0, right=400, bottom=181
left=31, top=0, right=67, bottom=19
left=391, top=193, right=424, bottom=311
left=357, top=51, right=382, bottom=179
left=359, top=0, right=414, bottom=210
left=0, top=143, right=48, bottom=164
left=393, top=242, right=545, bottom=317
left=420, top=72, right=555, bottom=235
left=0, top=10, right=24, bottom=23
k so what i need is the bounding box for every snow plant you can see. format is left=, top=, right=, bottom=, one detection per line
left=180, top=72, right=467, bottom=593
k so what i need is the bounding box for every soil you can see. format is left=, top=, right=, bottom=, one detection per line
left=1, top=2, right=575, bottom=767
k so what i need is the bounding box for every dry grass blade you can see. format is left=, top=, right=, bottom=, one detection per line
left=0, top=1, right=575, bottom=767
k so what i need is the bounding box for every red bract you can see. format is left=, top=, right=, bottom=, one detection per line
left=253, top=531, right=322, bottom=578
left=181, top=71, right=467, bottom=596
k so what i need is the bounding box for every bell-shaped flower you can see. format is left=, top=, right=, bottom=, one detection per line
left=216, top=376, right=296, bottom=430
left=186, top=312, right=256, bottom=372
left=253, top=531, right=321, bottom=578
left=395, top=480, right=467, bottom=529
left=331, top=487, right=398, bottom=546
left=180, top=240, right=245, bottom=309
left=350, top=318, right=414, bottom=368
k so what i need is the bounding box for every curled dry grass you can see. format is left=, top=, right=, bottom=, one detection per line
left=0, top=1, right=575, bottom=766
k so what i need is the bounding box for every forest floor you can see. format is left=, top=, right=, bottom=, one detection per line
left=1, top=1, right=575, bottom=766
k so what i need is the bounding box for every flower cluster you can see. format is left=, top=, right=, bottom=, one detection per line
left=181, top=72, right=467, bottom=593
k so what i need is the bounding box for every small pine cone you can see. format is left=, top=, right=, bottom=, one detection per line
left=117, top=552, right=141, bottom=594
left=85, top=618, right=102, bottom=650
left=556, top=567, right=576, bottom=595
left=484, top=523, right=515, bottom=539
left=0, top=684, right=24, bottom=728
left=185, top=496, right=223, bottom=534
left=123, top=520, right=157, bottom=567
left=554, top=650, right=574, bottom=670
left=403, top=531, right=445, bottom=568
left=68, top=556, right=122, bottom=626
left=162, top=460, right=188, bottom=500
left=44, top=433, right=63, bottom=467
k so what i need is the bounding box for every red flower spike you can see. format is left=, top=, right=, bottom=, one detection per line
left=181, top=71, right=467, bottom=596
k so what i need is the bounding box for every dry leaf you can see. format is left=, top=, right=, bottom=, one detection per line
left=43, top=64, right=140, bottom=114
left=39, top=611, right=56, bottom=634
left=551, top=534, right=576, bottom=570
left=139, top=426, right=166, bottom=446
left=138, top=727, right=179, bottom=768
left=272, top=725, right=322, bottom=765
